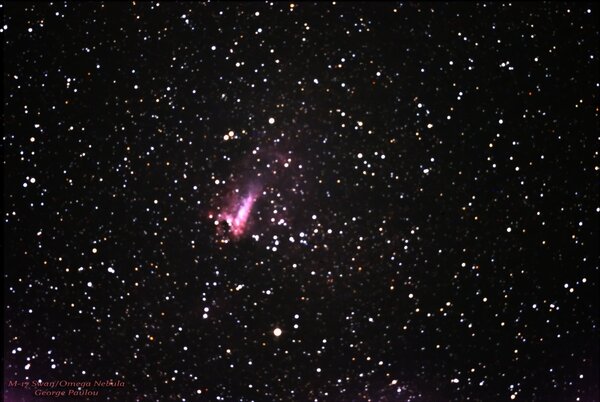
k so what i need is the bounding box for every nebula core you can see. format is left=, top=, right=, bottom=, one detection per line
left=218, top=188, right=260, bottom=239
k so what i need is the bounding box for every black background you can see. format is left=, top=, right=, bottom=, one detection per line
left=3, top=2, right=598, bottom=401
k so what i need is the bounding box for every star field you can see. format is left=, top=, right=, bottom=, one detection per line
left=3, top=2, right=599, bottom=401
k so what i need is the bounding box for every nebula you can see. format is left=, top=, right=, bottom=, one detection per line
left=208, top=177, right=263, bottom=242
left=207, top=146, right=308, bottom=243
left=220, top=190, right=259, bottom=239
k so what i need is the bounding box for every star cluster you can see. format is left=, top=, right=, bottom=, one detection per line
left=3, top=2, right=599, bottom=401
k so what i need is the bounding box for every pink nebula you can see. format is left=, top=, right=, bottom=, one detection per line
left=219, top=189, right=259, bottom=239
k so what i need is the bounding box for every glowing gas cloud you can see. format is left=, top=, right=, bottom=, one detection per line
left=207, top=146, right=302, bottom=242
left=220, top=190, right=258, bottom=238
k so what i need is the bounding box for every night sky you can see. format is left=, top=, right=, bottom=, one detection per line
left=3, top=2, right=599, bottom=401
